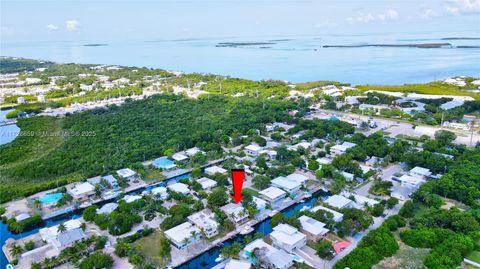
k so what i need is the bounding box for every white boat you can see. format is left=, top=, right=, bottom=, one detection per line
left=300, top=205, right=311, bottom=212
left=214, top=254, right=224, bottom=262
left=240, top=226, right=254, bottom=235
left=304, top=192, right=312, bottom=198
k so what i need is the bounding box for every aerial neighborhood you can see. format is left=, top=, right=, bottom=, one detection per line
left=0, top=58, right=479, bottom=269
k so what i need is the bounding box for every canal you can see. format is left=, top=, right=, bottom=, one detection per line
left=176, top=189, right=329, bottom=269
left=0, top=169, right=328, bottom=269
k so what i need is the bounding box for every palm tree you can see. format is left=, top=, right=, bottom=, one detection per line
left=34, top=199, right=42, bottom=210
left=182, top=237, right=190, bottom=250
left=9, top=244, right=22, bottom=258
left=190, top=230, right=198, bottom=242
left=57, top=223, right=67, bottom=233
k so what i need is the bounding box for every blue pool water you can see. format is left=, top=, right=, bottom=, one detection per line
left=39, top=193, right=63, bottom=205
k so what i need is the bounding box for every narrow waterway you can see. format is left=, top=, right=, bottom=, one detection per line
left=0, top=170, right=328, bottom=269
left=0, top=109, right=20, bottom=145
left=0, top=172, right=190, bottom=268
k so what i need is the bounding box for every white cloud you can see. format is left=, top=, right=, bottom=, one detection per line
left=66, top=20, right=81, bottom=31
left=47, top=24, right=58, bottom=31
left=351, top=9, right=400, bottom=23
left=446, top=0, right=480, bottom=15
left=420, top=8, right=438, bottom=19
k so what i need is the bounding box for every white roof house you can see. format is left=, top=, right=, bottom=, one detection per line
left=205, top=165, right=227, bottom=176
left=266, top=249, right=294, bottom=269
left=68, top=182, right=95, bottom=200
left=116, top=168, right=137, bottom=180
left=324, top=195, right=355, bottom=209
left=398, top=174, right=425, bottom=189
left=123, top=195, right=142, bottom=203
left=149, top=186, right=169, bottom=200
left=317, top=157, right=333, bottom=165
left=311, top=205, right=344, bottom=222
left=187, top=209, right=219, bottom=238
left=289, top=142, right=312, bottom=151
left=270, top=224, right=307, bottom=252
left=330, top=142, right=357, bottom=155
left=245, top=144, right=264, bottom=156
left=286, top=173, right=309, bottom=185
left=15, top=213, right=31, bottom=222
left=220, top=203, right=248, bottom=224
left=271, top=177, right=302, bottom=194
left=259, top=187, right=287, bottom=208
left=341, top=171, right=355, bottom=182
left=39, top=219, right=86, bottom=250
left=185, top=147, right=205, bottom=156
left=96, top=203, right=118, bottom=215
left=168, top=182, right=190, bottom=195
left=352, top=194, right=379, bottom=208
left=172, top=152, right=189, bottom=162
left=225, top=260, right=251, bottom=269
left=409, top=166, right=432, bottom=178
left=243, top=238, right=278, bottom=259
left=197, top=177, right=217, bottom=190
left=252, top=196, right=268, bottom=211
left=299, top=215, right=329, bottom=238
left=164, top=222, right=201, bottom=249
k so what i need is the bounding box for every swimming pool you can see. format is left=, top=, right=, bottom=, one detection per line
left=39, top=193, right=63, bottom=205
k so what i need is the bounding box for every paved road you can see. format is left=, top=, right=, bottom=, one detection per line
left=306, top=109, right=480, bottom=147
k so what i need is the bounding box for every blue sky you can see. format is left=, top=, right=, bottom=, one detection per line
left=1, top=0, right=479, bottom=42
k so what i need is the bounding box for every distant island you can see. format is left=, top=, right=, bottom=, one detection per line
left=323, top=43, right=452, bottom=49
left=441, top=37, right=480, bottom=40
left=216, top=42, right=276, bottom=47
left=83, top=43, right=109, bottom=47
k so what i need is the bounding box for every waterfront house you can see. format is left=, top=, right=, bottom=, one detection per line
left=150, top=186, right=169, bottom=200
left=205, top=165, right=228, bottom=176
left=187, top=209, right=219, bottom=238
left=67, top=182, right=95, bottom=200
left=96, top=203, right=118, bottom=215
left=259, top=187, right=287, bottom=209
left=152, top=157, right=177, bottom=170
left=242, top=239, right=293, bottom=269
left=197, top=177, right=217, bottom=190
left=164, top=222, right=201, bottom=249
left=271, top=176, right=302, bottom=195
left=286, top=173, right=309, bottom=186
left=252, top=197, right=267, bottom=211
left=225, top=259, right=251, bottom=269
left=311, top=205, right=344, bottom=222
left=324, top=195, right=355, bottom=209
left=167, top=182, right=190, bottom=195
left=123, top=195, right=142, bottom=204
left=298, top=215, right=329, bottom=241
left=220, top=203, right=248, bottom=224
left=39, top=219, right=86, bottom=251
left=116, top=168, right=137, bottom=181
left=351, top=194, right=379, bottom=208
left=103, top=175, right=119, bottom=189
left=270, top=224, right=307, bottom=253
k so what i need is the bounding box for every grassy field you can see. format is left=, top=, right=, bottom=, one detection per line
left=357, top=82, right=480, bottom=100
left=243, top=187, right=259, bottom=197
left=142, top=166, right=165, bottom=183
left=465, top=251, right=480, bottom=263
left=133, top=230, right=170, bottom=268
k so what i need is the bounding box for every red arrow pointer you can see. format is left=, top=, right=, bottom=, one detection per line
left=231, top=169, right=245, bottom=203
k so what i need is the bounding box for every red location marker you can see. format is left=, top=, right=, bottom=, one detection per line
left=231, top=169, right=245, bottom=203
